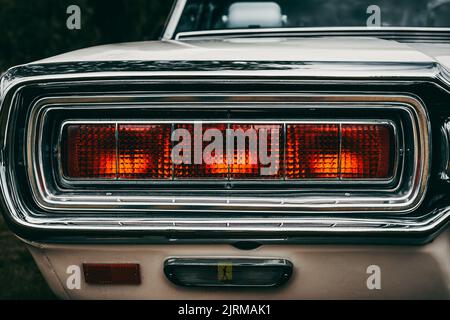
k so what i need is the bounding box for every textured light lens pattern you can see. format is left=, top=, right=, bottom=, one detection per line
left=173, top=123, right=228, bottom=179
left=118, top=124, right=172, bottom=179
left=286, top=124, right=339, bottom=179
left=341, top=124, right=393, bottom=179
left=229, top=124, right=283, bottom=179
left=63, top=124, right=116, bottom=179
left=61, top=122, right=394, bottom=181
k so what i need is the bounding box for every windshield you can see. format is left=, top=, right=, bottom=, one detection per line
left=175, top=0, right=450, bottom=35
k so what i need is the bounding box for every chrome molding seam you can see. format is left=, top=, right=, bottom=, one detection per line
left=174, top=27, right=450, bottom=41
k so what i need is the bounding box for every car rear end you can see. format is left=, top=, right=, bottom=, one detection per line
left=0, top=57, right=449, bottom=299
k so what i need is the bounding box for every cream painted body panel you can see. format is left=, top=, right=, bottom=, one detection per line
left=32, top=37, right=450, bottom=72
left=25, top=228, right=450, bottom=300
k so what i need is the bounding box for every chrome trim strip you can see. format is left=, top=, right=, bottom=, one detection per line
left=162, top=0, right=187, bottom=40
left=23, top=94, right=427, bottom=215
left=441, top=121, right=450, bottom=180
left=4, top=209, right=450, bottom=235
left=174, top=27, right=450, bottom=40
left=2, top=65, right=441, bottom=93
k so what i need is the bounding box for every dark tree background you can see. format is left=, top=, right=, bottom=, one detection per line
left=0, top=0, right=174, bottom=71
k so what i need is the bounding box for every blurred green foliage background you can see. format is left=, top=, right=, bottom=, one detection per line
left=0, top=0, right=173, bottom=299
left=0, top=0, right=174, bottom=71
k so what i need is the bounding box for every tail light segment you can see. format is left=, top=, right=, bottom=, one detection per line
left=63, top=124, right=117, bottom=179
left=229, top=124, right=283, bottom=179
left=118, top=124, right=172, bottom=179
left=61, top=121, right=396, bottom=182
left=173, top=123, right=228, bottom=179
left=340, top=124, right=393, bottom=179
left=285, top=124, right=395, bottom=180
left=286, top=124, right=340, bottom=179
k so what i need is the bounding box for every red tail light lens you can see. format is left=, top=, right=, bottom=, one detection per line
left=63, top=124, right=117, bottom=179
left=286, top=124, right=339, bottom=179
left=61, top=121, right=395, bottom=182
left=118, top=124, right=172, bottom=179
left=173, top=123, right=228, bottom=179
left=341, top=124, right=393, bottom=179
left=229, top=124, right=283, bottom=179
left=286, top=123, right=394, bottom=180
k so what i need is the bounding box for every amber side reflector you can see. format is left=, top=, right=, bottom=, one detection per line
left=83, top=263, right=141, bottom=285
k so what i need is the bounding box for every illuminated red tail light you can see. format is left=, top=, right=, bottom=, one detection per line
left=63, top=124, right=117, bottom=179
left=229, top=124, right=283, bottom=179
left=61, top=121, right=395, bottom=181
left=286, top=124, right=339, bottom=179
left=286, top=123, right=394, bottom=180
left=341, top=124, right=393, bottom=179
left=173, top=123, right=228, bottom=179
left=118, top=124, right=172, bottom=179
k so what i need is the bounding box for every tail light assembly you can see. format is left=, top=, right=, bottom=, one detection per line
left=22, top=93, right=427, bottom=216
left=60, top=121, right=395, bottom=182
left=0, top=88, right=433, bottom=237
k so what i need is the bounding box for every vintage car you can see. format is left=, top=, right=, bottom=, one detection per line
left=1, top=0, right=450, bottom=299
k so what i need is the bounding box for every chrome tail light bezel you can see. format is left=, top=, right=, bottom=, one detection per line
left=0, top=72, right=440, bottom=240
left=23, top=93, right=428, bottom=215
